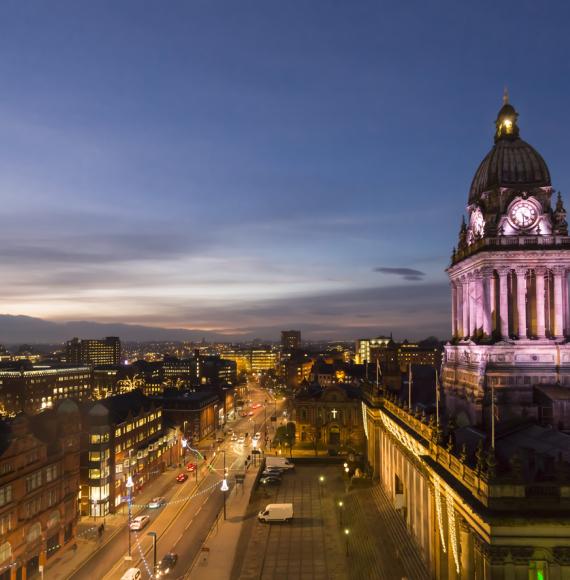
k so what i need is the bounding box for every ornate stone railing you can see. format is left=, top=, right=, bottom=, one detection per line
left=452, top=234, right=570, bottom=265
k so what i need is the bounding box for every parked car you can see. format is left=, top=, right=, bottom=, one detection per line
left=129, top=515, right=150, bottom=531
left=176, top=473, right=188, bottom=483
left=156, top=552, right=178, bottom=577
left=247, top=411, right=254, bottom=416
left=238, top=435, right=245, bottom=445
left=252, top=403, right=261, bottom=409
left=231, top=434, right=238, bottom=441
left=260, top=476, right=281, bottom=486
left=186, top=462, right=197, bottom=472
left=261, top=470, right=282, bottom=479
left=148, top=496, right=165, bottom=509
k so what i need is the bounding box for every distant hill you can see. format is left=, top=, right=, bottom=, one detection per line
left=0, top=314, right=230, bottom=344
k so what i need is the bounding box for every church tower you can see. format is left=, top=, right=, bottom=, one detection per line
left=444, top=94, right=570, bottom=426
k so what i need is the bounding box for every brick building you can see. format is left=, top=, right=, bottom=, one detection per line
left=0, top=403, right=80, bottom=579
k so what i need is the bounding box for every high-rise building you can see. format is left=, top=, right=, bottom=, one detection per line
left=363, top=96, right=570, bottom=578
left=65, top=337, right=121, bottom=367
left=281, top=330, right=301, bottom=351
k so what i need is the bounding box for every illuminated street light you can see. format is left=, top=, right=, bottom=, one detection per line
left=344, top=528, right=350, bottom=557
left=338, top=500, right=344, bottom=526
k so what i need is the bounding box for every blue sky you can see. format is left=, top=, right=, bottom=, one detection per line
left=1, top=1, right=570, bottom=340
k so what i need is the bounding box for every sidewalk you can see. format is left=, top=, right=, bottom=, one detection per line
left=187, top=465, right=259, bottom=580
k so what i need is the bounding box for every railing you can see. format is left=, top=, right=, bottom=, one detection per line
left=452, top=235, right=570, bottom=264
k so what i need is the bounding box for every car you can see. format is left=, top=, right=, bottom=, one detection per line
left=186, top=462, right=197, bottom=472
left=253, top=431, right=262, bottom=441
left=238, top=435, right=245, bottom=444
left=176, top=473, right=188, bottom=483
left=252, top=403, right=261, bottom=409
left=156, top=552, right=178, bottom=577
left=259, top=476, right=281, bottom=486
left=230, top=434, right=238, bottom=441
left=216, top=437, right=224, bottom=444
left=240, top=412, right=247, bottom=418
left=148, top=496, right=165, bottom=509
left=129, top=515, right=150, bottom=531
left=261, top=470, right=282, bottom=479
left=247, top=411, right=254, bottom=416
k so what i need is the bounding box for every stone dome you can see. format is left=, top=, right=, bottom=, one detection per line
left=468, top=100, right=551, bottom=205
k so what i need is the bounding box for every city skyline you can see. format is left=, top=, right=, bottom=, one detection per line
left=2, top=2, right=570, bottom=340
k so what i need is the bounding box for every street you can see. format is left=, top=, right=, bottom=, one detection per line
left=67, top=381, right=283, bottom=580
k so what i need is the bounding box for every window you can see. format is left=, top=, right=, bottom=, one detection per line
left=0, top=487, right=12, bottom=508
left=0, top=542, right=10, bottom=564
left=26, top=471, right=42, bottom=493
left=89, top=469, right=101, bottom=479
left=0, top=464, right=11, bottom=476
left=47, top=510, right=60, bottom=530
left=46, top=489, right=58, bottom=508
left=90, top=434, right=101, bottom=444
left=0, top=513, right=12, bottom=535
left=27, top=523, right=41, bottom=543
left=45, top=464, right=58, bottom=483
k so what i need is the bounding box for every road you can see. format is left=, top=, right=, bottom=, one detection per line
left=69, top=381, right=283, bottom=580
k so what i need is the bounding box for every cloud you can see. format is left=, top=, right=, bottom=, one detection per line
left=373, top=267, right=426, bottom=281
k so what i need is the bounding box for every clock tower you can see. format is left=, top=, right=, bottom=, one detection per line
left=444, top=94, right=570, bottom=426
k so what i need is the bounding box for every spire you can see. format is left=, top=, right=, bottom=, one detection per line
left=495, top=93, right=519, bottom=142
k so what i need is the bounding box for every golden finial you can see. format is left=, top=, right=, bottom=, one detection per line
left=503, top=86, right=509, bottom=105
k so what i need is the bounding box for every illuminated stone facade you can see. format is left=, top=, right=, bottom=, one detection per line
left=364, top=98, right=570, bottom=579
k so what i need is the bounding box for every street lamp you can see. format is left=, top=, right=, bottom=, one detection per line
left=252, top=438, right=258, bottom=467
left=318, top=475, right=325, bottom=497
left=337, top=500, right=344, bottom=526
left=147, top=532, right=157, bottom=576
left=125, top=474, right=134, bottom=560
left=220, top=450, right=228, bottom=520
left=344, top=528, right=350, bottom=557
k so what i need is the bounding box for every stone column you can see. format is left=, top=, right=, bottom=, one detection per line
left=553, top=267, right=565, bottom=339
left=451, top=282, right=457, bottom=337
left=459, top=520, right=473, bottom=580
left=516, top=268, right=527, bottom=339
left=456, top=280, right=463, bottom=338
left=535, top=267, right=546, bottom=339
left=475, top=273, right=484, bottom=334
left=462, top=279, right=469, bottom=339
left=482, top=269, right=493, bottom=337
left=498, top=269, right=509, bottom=339
left=469, top=275, right=477, bottom=337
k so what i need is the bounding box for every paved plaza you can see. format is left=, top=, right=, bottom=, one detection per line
left=232, top=463, right=430, bottom=580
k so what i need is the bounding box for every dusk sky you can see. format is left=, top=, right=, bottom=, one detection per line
left=2, top=1, right=570, bottom=341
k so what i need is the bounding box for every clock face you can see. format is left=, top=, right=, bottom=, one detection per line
left=471, top=208, right=485, bottom=237
left=510, top=200, right=538, bottom=229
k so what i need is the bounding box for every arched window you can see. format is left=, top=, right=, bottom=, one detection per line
left=27, top=523, right=41, bottom=543
left=0, top=542, right=10, bottom=563
left=47, top=510, right=60, bottom=530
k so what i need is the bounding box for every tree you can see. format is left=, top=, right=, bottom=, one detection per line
left=285, top=422, right=296, bottom=458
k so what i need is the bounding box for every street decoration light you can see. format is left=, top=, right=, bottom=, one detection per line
left=220, top=450, right=228, bottom=520
left=125, top=474, right=134, bottom=559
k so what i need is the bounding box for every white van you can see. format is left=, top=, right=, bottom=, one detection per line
left=258, top=503, right=293, bottom=522
left=120, top=568, right=141, bottom=580
left=265, top=457, right=294, bottom=470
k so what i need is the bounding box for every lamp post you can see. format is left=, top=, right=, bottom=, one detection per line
left=252, top=438, right=258, bottom=467
left=344, top=465, right=350, bottom=494
left=344, top=528, right=350, bottom=557
left=220, top=450, right=228, bottom=520
left=147, top=532, right=157, bottom=576
left=337, top=500, right=344, bottom=527
left=125, top=474, right=134, bottom=560
left=319, top=475, right=325, bottom=498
